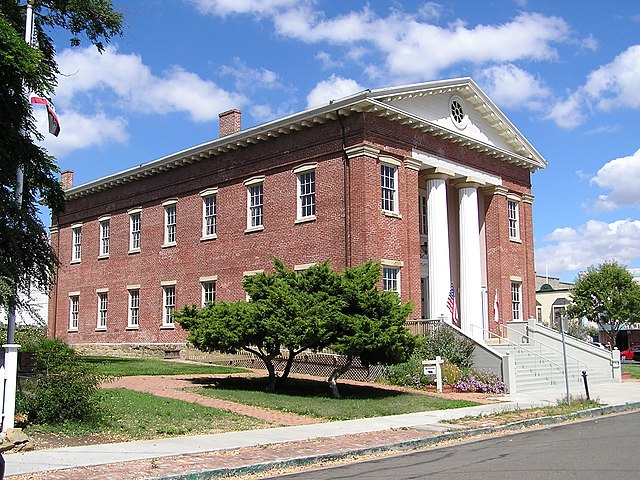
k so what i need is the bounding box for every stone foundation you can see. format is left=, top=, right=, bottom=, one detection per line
left=71, top=342, right=187, bottom=359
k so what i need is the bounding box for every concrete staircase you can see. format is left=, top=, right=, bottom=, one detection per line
left=488, top=322, right=618, bottom=393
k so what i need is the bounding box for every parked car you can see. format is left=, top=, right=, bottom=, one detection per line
left=620, top=346, right=640, bottom=361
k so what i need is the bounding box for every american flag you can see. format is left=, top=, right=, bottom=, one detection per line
left=447, top=283, right=459, bottom=325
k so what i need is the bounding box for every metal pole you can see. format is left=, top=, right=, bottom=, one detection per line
left=3, top=0, right=34, bottom=433
left=560, top=317, right=570, bottom=402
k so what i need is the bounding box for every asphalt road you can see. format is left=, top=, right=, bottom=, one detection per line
left=266, top=411, right=640, bottom=479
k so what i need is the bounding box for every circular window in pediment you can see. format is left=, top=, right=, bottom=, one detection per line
left=449, top=96, right=468, bottom=129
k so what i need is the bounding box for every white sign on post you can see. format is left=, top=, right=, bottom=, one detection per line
left=422, top=355, right=444, bottom=393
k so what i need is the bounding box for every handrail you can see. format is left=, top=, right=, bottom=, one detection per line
left=470, top=324, right=566, bottom=372
left=498, top=322, right=588, bottom=371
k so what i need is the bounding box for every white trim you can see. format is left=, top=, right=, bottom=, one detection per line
left=96, top=288, right=109, bottom=293
left=127, top=207, right=142, bottom=215
left=162, top=198, right=178, bottom=207
left=244, top=175, right=265, bottom=186
left=126, top=284, right=141, bottom=290
left=243, top=269, right=264, bottom=276
left=379, top=155, right=401, bottom=167
left=199, top=275, right=218, bottom=282
left=449, top=95, right=469, bottom=130
left=70, top=223, right=83, bottom=229
left=510, top=275, right=522, bottom=282
left=68, top=291, right=80, bottom=297
left=97, top=215, right=111, bottom=222
left=507, top=193, right=522, bottom=202
left=294, top=263, right=316, bottom=271
left=412, top=149, right=502, bottom=186
left=200, top=187, right=219, bottom=197
left=381, top=259, right=404, bottom=267
left=293, top=163, right=317, bottom=174
left=161, top=280, right=177, bottom=286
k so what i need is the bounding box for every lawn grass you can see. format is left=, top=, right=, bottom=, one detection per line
left=623, top=363, right=640, bottom=379
left=25, top=388, right=269, bottom=439
left=195, top=377, right=479, bottom=421
left=81, top=355, right=248, bottom=377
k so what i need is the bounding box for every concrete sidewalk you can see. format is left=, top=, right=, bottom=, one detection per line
left=5, top=381, right=640, bottom=479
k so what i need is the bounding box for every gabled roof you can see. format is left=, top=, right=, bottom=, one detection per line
left=66, top=77, right=547, bottom=199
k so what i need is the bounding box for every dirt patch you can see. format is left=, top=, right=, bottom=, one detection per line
left=24, top=432, right=131, bottom=451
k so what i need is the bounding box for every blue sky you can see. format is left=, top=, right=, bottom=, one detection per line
left=35, top=0, right=640, bottom=282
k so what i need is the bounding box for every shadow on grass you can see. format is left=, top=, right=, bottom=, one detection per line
left=195, top=376, right=405, bottom=400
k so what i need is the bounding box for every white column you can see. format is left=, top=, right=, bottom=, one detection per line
left=457, top=182, right=484, bottom=341
left=2, top=344, right=20, bottom=432
left=425, top=173, right=452, bottom=322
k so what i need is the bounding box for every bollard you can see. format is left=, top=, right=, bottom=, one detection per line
left=582, top=370, right=590, bottom=400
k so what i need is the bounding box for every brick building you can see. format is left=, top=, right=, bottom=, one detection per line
left=48, top=78, right=546, bottom=352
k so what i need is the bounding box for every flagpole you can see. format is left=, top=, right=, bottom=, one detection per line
left=3, top=0, right=35, bottom=434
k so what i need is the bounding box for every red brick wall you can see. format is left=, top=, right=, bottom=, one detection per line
left=50, top=111, right=538, bottom=344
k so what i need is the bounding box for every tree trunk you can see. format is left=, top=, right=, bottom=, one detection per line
left=244, top=347, right=278, bottom=392
left=327, top=355, right=354, bottom=399
left=276, top=348, right=296, bottom=388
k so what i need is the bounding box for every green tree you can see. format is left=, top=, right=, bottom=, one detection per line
left=327, top=261, right=416, bottom=398
left=0, top=1, right=122, bottom=315
left=176, top=259, right=417, bottom=395
left=567, top=261, right=640, bottom=347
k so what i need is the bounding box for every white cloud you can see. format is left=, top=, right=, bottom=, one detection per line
left=315, top=51, right=342, bottom=69
left=220, top=58, right=282, bottom=92
left=192, top=4, right=570, bottom=82
left=536, top=219, right=640, bottom=276
left=35, top=108, right=128, bottom=158
left=306, top=75, right=365, bottom=109
left=56, top=45, right=248, bottom=122
left=590, top=149, right=640, bottom=211
left=477, top=64, right=551, bottom=110
left=548, top=45, right=640, bottom=128
left=189, top=0, right=299, bottom=17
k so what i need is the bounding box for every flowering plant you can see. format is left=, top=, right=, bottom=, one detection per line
left=454, top=369, right=506, bottom=394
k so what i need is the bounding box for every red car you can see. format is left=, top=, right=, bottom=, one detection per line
left=620, top=346, right=640, bottom=361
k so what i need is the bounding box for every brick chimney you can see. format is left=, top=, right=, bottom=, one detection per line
left=61, top=170, right=74, bottom=190
left=218, top=109, right=242, bottom=138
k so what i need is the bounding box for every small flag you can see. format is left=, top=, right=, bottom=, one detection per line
left=447, top=283, right=459, bottom=325
left=494, top=289, right=499, bottom=323
left=30, top=95, right=61, bottom=136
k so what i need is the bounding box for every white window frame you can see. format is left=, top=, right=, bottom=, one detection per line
left=200, top=276, right=218, bottom=307
left=200, top=189, right=218, bottom=240
left=162, top=283, right=176, bottom=327
left=294, top=164, right=317, bottom=222
left=380, top=158, right=400, bottom=215
left=163, top=199, right=177, bottom=246
left=128, top=287, right=140, bottom=329
left=419, top=194, right=428, bottom=235
left=381, top=259, right=403, bottom=294
left=96, top=290, right=108, bottom=330
left=99, top=217, right=110, bottom=257
left=244, top=177, right=265, bottom=232
left=69, top=293, right=79, bottom=331
left=129, top=208, right=141, bottom=253
left=71, top=224, right=82, bottom=262
left=511, top=281, right=522, bottom=321
left=508, top=197, right=521, bottom=241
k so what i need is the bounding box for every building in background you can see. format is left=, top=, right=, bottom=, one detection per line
left=535, top=274, right=574, bottom=329
left=48, top=78, right=545, bottom=355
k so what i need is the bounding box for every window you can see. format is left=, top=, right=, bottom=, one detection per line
left=536, top=305, right=542, bottom=323
left=128, top=288, right=140, bottom=328
left=202, top=281, right=216, bottom=306
left=69, top=295, right=79, bottom=331
left=382, top=267, right=400, bottom=293
left=163, top=200, right=177, bottom=245
left=295, top=166, right=316, bottom=221
left=419, top=195, right=428, bottom=235
left=163, top=285, right=175, bottom=326
left=99, top=218, right=110, bottom=257
left=97, top=291, right=108, bottom=329
left=129, top=209, right=141, bottom=252
left=381, top=163, right=398, bottom=213
left=508, top=199, right=520, bottom=240
left=244, top=177, right=265, bottom=231
left=201, top=189, right=217, bottom=239
left=553, top=305, right=567, bottom=329
left=71, top=225, right=82, bottom=262
left=511, top=282, right=522, bottom=321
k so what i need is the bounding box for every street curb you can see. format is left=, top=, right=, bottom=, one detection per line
left=153, top=402, right=640, bottom=479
